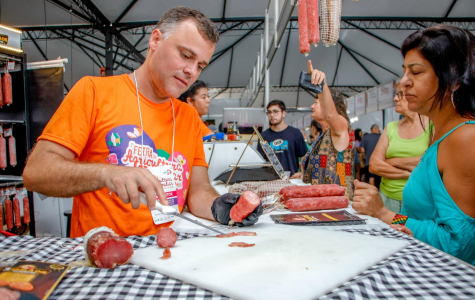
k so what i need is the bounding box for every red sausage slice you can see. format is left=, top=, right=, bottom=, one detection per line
left=235, top=232, right=257, bottom=236
left=156, top=227, right=177, bottom=248
left=229, top=242, right=255, bottom=248
left=160, top=248, right=171, bottom=260
left=216, top=232, right=236, bottom=238
left=86, top=229, right=134, bottom=269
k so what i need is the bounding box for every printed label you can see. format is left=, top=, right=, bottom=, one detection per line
left=147, top=166, right=178, bottom=225
left=3, top=128, right=12, bottom=137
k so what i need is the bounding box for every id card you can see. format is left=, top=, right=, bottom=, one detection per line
left=147, top=166, right=179, bottom=225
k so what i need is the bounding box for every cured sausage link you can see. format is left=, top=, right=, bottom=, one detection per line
left=284, top=196, right=349, bottom=212
left=229, top=191, right=261, bottom=223
left=3, top=72, right=12, bottom=106
left=8, top=136, right=16, bottom=167
left=0, top=74, right=3, bottom=107
left=298, top=0, right=310, bottom=55
left=279, top=184, right=345, bottom=201
left=5, top=198, right=13, bottom=230
left=13, top=197, right=21, bottom=227
left=0, top=136, right=6, bottom=169
left=86, top=230, right=134, bottom=269
left=23, top=196, right=30, bottom=224
left=307, top=0, right=320, bottom=46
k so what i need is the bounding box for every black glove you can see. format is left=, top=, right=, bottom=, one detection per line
left=211, top=193, right=263, bottom=227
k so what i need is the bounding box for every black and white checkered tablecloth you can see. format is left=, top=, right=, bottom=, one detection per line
left=1, top=228, right=474, bottom=299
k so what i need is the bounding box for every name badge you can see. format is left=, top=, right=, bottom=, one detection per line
left=147, top=166, right=179, bottom=225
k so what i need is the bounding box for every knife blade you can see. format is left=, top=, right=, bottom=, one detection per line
left=140, top=193, right=226, bottom=235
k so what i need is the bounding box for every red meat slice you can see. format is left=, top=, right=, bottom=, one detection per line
left=156, top=227, right=177, bottom=248
left=86, top=231, right=134, bottom=269
left=229, top=242, right=255, bottom=248
left=160, top=248, right=171, bottom=260
left=235, top=232, right=257, bottom=236
left=216, top=232, right=236, bottom=238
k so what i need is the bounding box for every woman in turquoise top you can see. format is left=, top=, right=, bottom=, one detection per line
left=369, top=87, right=431, bottom=213
left=352, top=25, right=475, bottom=265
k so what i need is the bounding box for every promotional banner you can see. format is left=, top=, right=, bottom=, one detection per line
left=378, top=81, right=394, bottom=110
left=355, top=92, right=366, bottom=115
left=346, top=96, right=355, bottom=118
left=366, top=87, right=378, bottom=113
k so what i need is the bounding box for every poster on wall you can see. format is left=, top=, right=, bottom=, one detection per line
left=378, top=81, right=394, bottom=110
left=346, top=96, right=355, bottom=118
left=355, top=93, right=366, bottom=115
left=366, top=87, right=378, bottom=113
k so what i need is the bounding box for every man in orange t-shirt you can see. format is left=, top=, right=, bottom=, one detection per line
left=22, top=7, right=262, bottom=237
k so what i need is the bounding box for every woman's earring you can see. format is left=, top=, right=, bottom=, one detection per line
left=451, top=91, right=455, bottom=108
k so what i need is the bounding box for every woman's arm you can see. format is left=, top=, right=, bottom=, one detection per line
left=308, top=60, right=348, bottom=136
left=369, top=127, right=411, bottom=179
left=385, top=156, right=422, bottom=172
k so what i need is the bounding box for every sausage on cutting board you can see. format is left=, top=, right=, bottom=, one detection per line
left=279, top=184, right=345, bottom=201
left=230, top=191, right=261, bottom=223
left=285, top=196, right=349, bottom=212
left=156, top=227, right=177, bottom=248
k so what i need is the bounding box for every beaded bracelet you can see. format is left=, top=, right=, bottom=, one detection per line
left=392, top=214, right=408, bottom=225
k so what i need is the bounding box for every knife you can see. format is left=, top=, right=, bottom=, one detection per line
left=139, top=193, right=226, bottom=235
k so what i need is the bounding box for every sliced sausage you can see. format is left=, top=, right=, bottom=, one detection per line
left=279, top=184, right=345, bottom=201
left=216, top=232, right=237, bottom=238
left=284, top=196, right=349, bottom=212
left=3, top=72, right=12, bottom=106
left=229, top=242, right=255, bottom=247
left=160, top=248, right=171, bottom=260
left=23, top=196, right=30, bottom=224
left=307, top=0, right=320, bottom=46
left=5, top=198, right=13, bottom=230
left=8, top=136, right=16, bottom=167
left=235, top=232, right=257, bottom=236
left=12, top=197, right=21, bottom=227
left=298, top=0, right=310, bottom=55
left=0, top=136, right=6, bottom=169
left=85, top=228, right=134, bottom=269
left=156, top=227, right=177, bottom=248
left=229, top=191, right=261, bottom=223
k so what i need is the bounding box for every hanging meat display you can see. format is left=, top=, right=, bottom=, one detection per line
left=298, top=0, right=311, bottom=55
left=320, top=0, right=342, bottom=47
left=3, top=71, right=12, bottom=106
left=0, top=134, right=6, bottom=170
left=307, top=0, right=320, bottom=47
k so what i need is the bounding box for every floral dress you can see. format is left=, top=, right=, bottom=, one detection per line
left=301, top=125, right=355, bottom=200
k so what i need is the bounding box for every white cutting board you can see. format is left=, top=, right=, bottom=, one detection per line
left=130, top=223, right=408, bottom=300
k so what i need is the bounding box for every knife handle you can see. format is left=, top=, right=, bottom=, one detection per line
left=139, top=192, right=177, bottom=214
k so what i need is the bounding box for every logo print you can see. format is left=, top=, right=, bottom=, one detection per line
left=127, top=127, right=143, bottom=139
left=107, top=133, right=122, bottom=146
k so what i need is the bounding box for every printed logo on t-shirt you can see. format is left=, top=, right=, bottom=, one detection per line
left=271, top=139, right=289, bottom=153
left=105, top=124, right=190, bottom=208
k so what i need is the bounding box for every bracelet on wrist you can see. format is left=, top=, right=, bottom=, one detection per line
left=392, top=213, right=408, bottom=225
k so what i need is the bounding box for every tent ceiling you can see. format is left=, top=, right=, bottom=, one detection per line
left=4, top=0, right=475, bottom=95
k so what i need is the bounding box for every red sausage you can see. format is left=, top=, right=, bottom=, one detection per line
left=0, top=74, right=3, bottom=107
left=284, top=196, right=349, bottom=212
left=216, top=232, right=237, bottom=238
left=0, top=136, right=6, bottom=169
left=307, top=0, right=320, bottom=46
left=229, top=242, right=255, bottom=248
left=8, top=136, right=16, bottom=167
left=279, top=184, right=345, bottom=201
left=156, top=227, right=177, bottom=248
left=5, top=198, right=13, bottom=230
left=160, top=248, right=171, bottom=260
left=230, top=191, right=261, bottom=223
left=13, top=197, right=21, bottom=227
left=86, top=231, right=134, bottom=269
left=3, top=72, right=12, bottom=106
left=298, top=0, right=310, bottom=55
left=23, top=196, right=30, bottom=224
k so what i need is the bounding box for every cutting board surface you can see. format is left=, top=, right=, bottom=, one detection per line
left=130, top=223, right=408, bottom=300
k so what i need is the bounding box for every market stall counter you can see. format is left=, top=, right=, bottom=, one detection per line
left=1, top=181, right=474, bottom=299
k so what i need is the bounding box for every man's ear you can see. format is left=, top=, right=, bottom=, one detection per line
left=186, top=97, right=194, bottom=106
left=149, top=28, right=163, bottom=51
left=282, top=110, right=286, bottom=118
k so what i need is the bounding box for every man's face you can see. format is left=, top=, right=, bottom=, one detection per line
left=147, top=20, right=215, bottom=99
left=266, top=105, right=285, bottom=126
left=189, top=87, right=210, bottom=116
left=371, top=126, right=380, bottom=134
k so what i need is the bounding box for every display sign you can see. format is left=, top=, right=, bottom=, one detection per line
left=346, top=96, right=355, bottom=117
left=0, top=24, right=22, bottom=53
left=366, top=87, right=378, bottom=113
left=378, top=81, right=394, bottom=110
left=355, top=93, right=366, bottom=115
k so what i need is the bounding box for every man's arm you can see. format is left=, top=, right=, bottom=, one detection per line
left=23, top=140, right=167, bottom=209
left=186, top=166, right=220, bottom=220
left=385, top=156, right=422, bottom=172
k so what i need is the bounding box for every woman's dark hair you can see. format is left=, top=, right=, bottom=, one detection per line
left=178, top=80, right=209, bottom=103
left=329, top=88, right=350, bottom=123
left=401, top=25, right=475, bottom=118
left=310, top=119, right=322, bottom=134
left=354, top=128, right=362, bottom=142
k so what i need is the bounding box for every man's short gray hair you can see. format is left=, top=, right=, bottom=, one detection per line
left=156, top=6, right=220, bottom=44
left=370, top=124, right=379, bottom=130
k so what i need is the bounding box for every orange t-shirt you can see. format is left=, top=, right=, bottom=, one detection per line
left=39, top=74, right=207, bottom=237
left=200, top=121, right=213, bottom=138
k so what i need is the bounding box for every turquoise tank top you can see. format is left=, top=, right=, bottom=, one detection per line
left=402, top=121, right=475, bottom=265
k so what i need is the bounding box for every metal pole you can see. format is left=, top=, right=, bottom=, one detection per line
left=105, top=29, right=113, bottom=76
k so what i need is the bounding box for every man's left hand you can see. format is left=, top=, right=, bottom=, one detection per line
left=211, top=193, right=263, bottom=227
